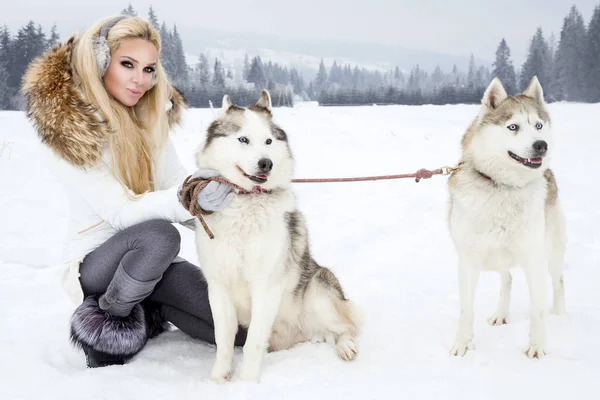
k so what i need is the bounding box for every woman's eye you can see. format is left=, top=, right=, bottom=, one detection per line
left=507, top=124, right=519, bottom=131
left=266, top=139, right=272, bottom=145
left=121, top=61, right=133, bottom=68
left=144, top=67, right=155, bottom=73
left=238, top=136, right=249, bottom=144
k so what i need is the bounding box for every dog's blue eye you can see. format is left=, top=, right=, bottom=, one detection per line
left=507, top=124, right=519, bottom=131
left=238, top=136, right=249, bottom=144
left=266, top=139, right=272, bottom=145
left=535, top=122, right=543, bottom=130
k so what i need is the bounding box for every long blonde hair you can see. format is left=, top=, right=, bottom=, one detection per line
left=72, top=15, right=171, bottom=195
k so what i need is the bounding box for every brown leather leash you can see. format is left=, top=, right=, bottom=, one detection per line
left=291, top=165, right=460, bottom=184
left=180, top=164, right=461, bottom=239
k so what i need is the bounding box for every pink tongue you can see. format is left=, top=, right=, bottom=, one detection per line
left=529, top=157, right=543, bottom=163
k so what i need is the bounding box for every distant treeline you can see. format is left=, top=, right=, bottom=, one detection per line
left=1, top=4, right=599, bottom=110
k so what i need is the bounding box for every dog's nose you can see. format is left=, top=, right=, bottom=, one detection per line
left=258, top=158, right=273, bottom=173
left=532, top=140, right=548, bottom=155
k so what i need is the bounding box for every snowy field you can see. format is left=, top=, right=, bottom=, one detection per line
left=1, top=101, right=599, bottom=399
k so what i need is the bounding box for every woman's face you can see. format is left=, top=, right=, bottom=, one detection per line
left=103, top=38, right=157, bottom=106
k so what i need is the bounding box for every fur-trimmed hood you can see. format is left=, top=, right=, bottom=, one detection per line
left=21, top=36, right=187, bottom=167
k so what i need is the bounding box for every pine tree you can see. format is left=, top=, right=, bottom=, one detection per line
left=329, top=61, right=343, bottom=85
left=0, top=26, right=10, bottom=51
left=121, top=3, right=137, bottom=16
left=243, top=53, right=250, bottom=81
left=196, top=53, right=211, bottom=88
left=0, top=26, right=10, bottom=68
left=159, top=22, right=174, bottom=80
left=0, top=65, right=9, bottom=109
left=408, top=65, right=422, bottom=92
left=281, top=66, right=290, bottom=85
left=554, top=6, right=587, bottom=101
left=450, top=64, right=460, bottom=87
left=9, top=21, right=46, bottom=91
left=47, top=24, right=59, bottom=48
left=584, top=5, right=600, bottom=102
left=520, top=27, right=551, bottom=94
left=0, top=26, right=11, bottom=105
left=432, top=65, right=444, bottom=91
left=289, top=67, right=305, bottom=95
left=548, top=32, right=557, bottom=60
left=212, top=58, right=225, bottom=88
left=492, top=38, right=518, bottom=94
left=546, top=32, right=561, bottom=100
left=466, top=54, right=477, bottom=88
left=170, top=24, right=188, bottom=87
left=351, top=65, right=361, bottom=90
left=393, top=66, right=404, bottom=88
left=264, top=60, right=274, bottom=84
left=247, top=56, right=267, bottom=89
left=476, top=65, right=488, bottom=88
left=342, top=64, right=353, bottom=87
left=0, top=42, right=10, bottom=109
left=148, top=6, right=160, bottom=30
left=314, top=59, right=328, bottom=95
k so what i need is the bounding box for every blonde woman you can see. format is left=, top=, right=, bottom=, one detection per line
left=22, top=15, right=246, bottom=368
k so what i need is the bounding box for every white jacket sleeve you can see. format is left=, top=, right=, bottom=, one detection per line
left=48, top=151, right=193, bottom=231
left=157, top=136, right=191, bottom=190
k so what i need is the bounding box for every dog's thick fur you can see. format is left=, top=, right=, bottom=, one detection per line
left=447, top=76, right=567, bottom=358
left=194, top=91, right=361, bottom=383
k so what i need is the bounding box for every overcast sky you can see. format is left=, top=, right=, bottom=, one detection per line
left=2, top=0, right=598, bottom=63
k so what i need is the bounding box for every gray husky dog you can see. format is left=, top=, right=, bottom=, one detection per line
left=448, top=76, right=567, bottom=359
left=193, top=90, right=362, bottom=382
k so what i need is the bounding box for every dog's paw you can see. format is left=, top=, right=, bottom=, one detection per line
left=450, top=340, right=474, bottom=357
left=209, top=363, right=232, bottom=384
left=551, top=302, right=566, bottom=316
left=208, top=371, right=232, bottom=384
left=488, top=311, right=508, bottom=326
left=336, top=336, right=358, bottom=361
left=525, top=343, right=548, bottom=359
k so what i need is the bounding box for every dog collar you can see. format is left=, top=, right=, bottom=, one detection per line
left=474, top=169, right=496, bottom=184
left=237, top=186, right=272, bottom=195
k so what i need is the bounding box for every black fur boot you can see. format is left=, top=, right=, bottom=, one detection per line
left=70, top=295, right=148, bottom=368
left=141, top=300, right=171, bottom=339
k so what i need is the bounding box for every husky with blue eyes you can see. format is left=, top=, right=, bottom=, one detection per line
left=447, top=76, right=567, bottom=359
left=192, top=90, right=361, bottom=383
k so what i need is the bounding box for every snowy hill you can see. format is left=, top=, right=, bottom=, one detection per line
left=179, top=29, right=492, bottom=79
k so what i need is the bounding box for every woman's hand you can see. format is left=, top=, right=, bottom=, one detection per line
left=178, top=169, right=234, bottom=212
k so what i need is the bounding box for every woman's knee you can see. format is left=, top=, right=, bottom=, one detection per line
left=135, top=219, right=181, bottom=256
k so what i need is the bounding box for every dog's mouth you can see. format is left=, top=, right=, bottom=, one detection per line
left=236, top=165, right=268, bottom=183
left=508, top=151, right=543, bottom=169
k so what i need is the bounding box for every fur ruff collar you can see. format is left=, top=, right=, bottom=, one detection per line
left=21, top=36, right=187, bottom=167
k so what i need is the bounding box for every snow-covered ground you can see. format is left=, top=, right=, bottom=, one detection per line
left=1, top=101, right=599, bottom=399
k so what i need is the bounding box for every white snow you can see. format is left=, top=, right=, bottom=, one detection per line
left=1, top=101, right=599, bottom=399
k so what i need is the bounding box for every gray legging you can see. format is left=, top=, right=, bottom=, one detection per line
left=78, top=219, right=246, bottom=346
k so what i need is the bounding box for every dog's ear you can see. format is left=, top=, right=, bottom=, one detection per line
left=482, top=77, right=508, bottom=110
left=522, top=76, right=544, bottom=103
left=221, top=94, right=233, bottom=112
left=255, top=89, right=272, bottom=112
